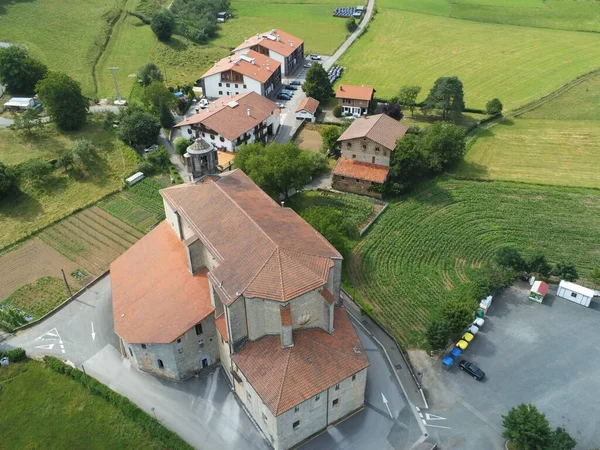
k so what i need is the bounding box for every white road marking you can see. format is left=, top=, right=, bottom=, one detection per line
left=35, top=344, right=55, bottom=350
left=425, top=424, right=452, bottom=430
left=418, top=412, right=424, bottom=419
left=425, top=413, right=447, bottom=421
left=34, top=328, right=59, bottom=341
left=91, top=321, right=96, bottom=341
left=381, top=393, right=393, bottom=419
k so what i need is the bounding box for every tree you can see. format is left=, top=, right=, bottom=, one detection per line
left=332, top=104, right=342, bottom=118
left=590, top=267, right=600, bottom=289
left=0, top=162, right=18, bottom=199
left=547, top=427, right=577, bottom=450
left=345, top=18, right=358, bottom=32
left=397, top=85, right=421, bottom=116
left=174, top=137, right=191, bottom=156
left=18, top=158, right=53, bottom=187
left=159, top=101, right=175, bottom=128
left=0, top=46, right=47, bottom=95
left=103, top=111, right=118, bottom=131
left=376, top=102, right=403, bottom=120
left=144, top=146, right=171, bottom=174
left=117, top=109, right=161, bottom=149
left=72, top=138, right=100, bottom=172
left=388, top=133, right=430, bottom=193
left=11, top=107, right=44, bottom=135
left=151, top=9, right=176, bottom=41
left=527, top=253, right=552, bottom=278
left=502, top=404, right=551, bottom=450
left=56, top=150, right=74, bottom=172
left=496, top=247, right=526, bottom=272
left=235, top=142, right=327, bottom=200
left=137, top=62, right=164, bottom=87
left=320, top=125, right=341, bottom=153
left=299, top=206, right=356, bottom=252
left=419, top=122, right=466, bottom=172
left=553, top=261, right=579, bottom=282
left=486, top=98, right=503, bottom=116
left=302, top=63, right=333, bottom=102
left=143, top=81, right=175, bottom=114
left=427, top=320, right=450, bottom=352
left=36, top=72, right=88, bottom=131
left=440, top=299, right=474, bottom=335
left=424, top=77, right=465, bottom=120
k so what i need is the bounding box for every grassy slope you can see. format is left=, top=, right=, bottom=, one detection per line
left=337, top=9, right=600, bottom=109
left=458, top=72, right=600, bottom=187
left=0, top=360, right=167, bottom=450
left=0, top=277, right=65, bottom=319
left=349, top=180, right=600, bottom=347
left=0, top=118, right=139, bottom=248
left=0, top=0, right=123, bottom=96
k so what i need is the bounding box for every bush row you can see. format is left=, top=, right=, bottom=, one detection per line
left=43, top=356, right=193, bottom=450
left=0, top=348, right=26, bottom=362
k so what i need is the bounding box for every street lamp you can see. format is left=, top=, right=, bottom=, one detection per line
left=151, top=407, right=157, bottom=420
left=108, top=67, right=127, bottom=106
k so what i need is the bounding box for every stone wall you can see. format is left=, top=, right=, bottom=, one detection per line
left=228, top=297, right=248, bottom=347
left=332, top=175, right=382, bottom=199
left=340, top=137, right=391, bottom=167
left=289, top=290, right=331, bottom=333
left=275, top=391, right=328, bottom=450
left=326, top=368, right=367, bottom=424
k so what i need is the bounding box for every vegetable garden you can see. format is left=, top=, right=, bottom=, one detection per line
left=349, top=179, right=600, bottom=348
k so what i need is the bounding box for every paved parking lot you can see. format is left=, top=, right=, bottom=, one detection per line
left=412, top=282, right=600, bottom=450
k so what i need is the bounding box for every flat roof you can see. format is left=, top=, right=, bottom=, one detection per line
left=559, top=280, right=595, bottom=298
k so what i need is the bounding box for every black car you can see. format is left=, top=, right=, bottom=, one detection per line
left=459, top=360, right=485, bottom=380
left=277, top=93, right=291, bottom=101
left=283, top=84, right=298, bottom=91
left=290, top=80, right=302, bottom=86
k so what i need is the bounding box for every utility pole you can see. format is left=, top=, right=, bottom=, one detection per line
left=108, top=67, right=126, bottom=105
left=61, top=269, right=73, bottom=299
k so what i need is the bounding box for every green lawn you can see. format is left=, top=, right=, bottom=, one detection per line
left=349, top=179, right=600, bottom=347
left=0, top=118, right=139, bottom=249
left=337, top=9, right=600, bottom=110
left=0, top=277, right=65, bottom=320
left=0, top=360, right=173, bottom=449
left=0, top=0, right=125, bottom=97
left=457, top=119, right=600, bottom=188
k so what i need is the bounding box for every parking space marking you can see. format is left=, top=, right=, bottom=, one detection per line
left=34, top=328, right=65, bottom=353
left=425, top=424, right=452, bottom=430
left=425, top=413, right=446, bottom=421
left=35, top=344, right=55, bottom=350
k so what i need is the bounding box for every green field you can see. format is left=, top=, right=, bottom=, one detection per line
left=0, top=277, right=65, bottom=320
left=349, top=179, right=600, bottom=347
left=99, top=177, right=167, bottom=231
left=338, top=7, right=600, bottom=109
left=0, top=119, right=139, bottom=248
left=0, top=360, right=179, bottom=449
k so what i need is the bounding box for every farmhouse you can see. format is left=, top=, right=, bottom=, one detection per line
left=332, top=114, right=408, bottom=198
left=200, top=50, right=282, bottom=99
left=174, top=92, right=280, bottom=152
left=295, top=97, right=319, bottom=122
left=233, top=29, right=304, bottom=76
left=110, top=170, right=369, bottom=450
left=336, top=85, right=374, bottom=116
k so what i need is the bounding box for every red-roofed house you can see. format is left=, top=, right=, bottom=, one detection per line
left=336, top=84, right=375, bottom=116
left=332, top=114, right=408, bottom=198
left=295, top=97, right=319, bottom=122
left=232, top=29, right=304, bottom=76
left=110, top=169, right=369, bottom=450
left=200, top=50, right=282, bottom=99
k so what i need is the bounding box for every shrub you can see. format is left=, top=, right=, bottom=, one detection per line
left=137, top=62, right=164, bottom=87
left=552, top=261, right=578, bottom=282
left=151, top=9, right=176, bottom=41
left=527, top=253, right=552, bottom=278
left=332, top=104, right=342, bottom=118
left=174, top=137, right=191, bottom=156
left=320, top=125, right=341, bottom=153
left=496, top=247, right=526, bottom=272
left=0, top=162, right=19, bottom=199
left=103, top=111, right=118, bottom=131
left=18, top=158, right=53, bottom=186
left=0, top=348, right=27, bottom=362
left=486, top=98, right=503, bottom=116
left=427, top=320, right=450, bottom=352
left=346, top=18, right=358, bottom=32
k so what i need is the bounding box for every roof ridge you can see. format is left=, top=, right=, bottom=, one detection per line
left=240, top=246, right=280, bottom=299
left=276, top=248, right=286, bottom=301
left=280, top=247, right=335, bottom=278
left=275, top=349, right=293, bottom=415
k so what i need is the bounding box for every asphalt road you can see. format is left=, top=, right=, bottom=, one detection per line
left=2, top=274, right=424, bottom=450
left=411, top=283, right=600, bottom=450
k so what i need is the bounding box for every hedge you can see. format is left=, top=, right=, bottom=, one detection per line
left=43, top=356, right=193, bottom=450
left=0, top=348, right=27, bottom=362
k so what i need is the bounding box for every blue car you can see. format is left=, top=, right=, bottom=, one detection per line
left=281, top=89, right=294, bottom=96
left=290, top=80, right=302, bottom=86
left=277, top=93, right=291, bottom=100
left=284, top=84, right=298, bottom=91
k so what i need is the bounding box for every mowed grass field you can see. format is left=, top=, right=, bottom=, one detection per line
left=337, top=9, right=600, bottom=109
left=0, top=0, right=124, bottom=96
left=349, top=180, right=600, bottom=347
left=458, top=71, right=600, bottom=187
left=0, top=360, right=173, bottom=450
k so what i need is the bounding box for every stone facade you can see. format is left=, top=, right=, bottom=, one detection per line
left=332, top=175, right=382, bottom=199
left=340, top=136, right=392, bottom=167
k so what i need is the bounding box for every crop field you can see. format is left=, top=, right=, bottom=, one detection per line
left=0, top=121, right=139, bottom=249
left=0, top=277, right=66, bottom=320
left=39, top=206, right=143, bottom=276
left=99, top=177, right=166, bottom=231
left=349, top=179, right=600, bottom=347
left=337, top=8, right=600, bottom=109
left=0, top=360, right=174, bottom=450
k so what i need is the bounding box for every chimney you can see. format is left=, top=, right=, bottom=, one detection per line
left=195, top=108, right=199, bottom=114
left=340, top=85, right=344, bottom=91
left=228, top=55, right=232, bottom=62
left=247, top=108, right=251, bottom=116
left=266, top=64, right=270, bottom=71
left=276, top=34, right=280, bottom=42
left=280, top=201, right=284, bottom=207
left=251, top=58, right=255, bottom=65
left=280, top=304, right=293, bottom=348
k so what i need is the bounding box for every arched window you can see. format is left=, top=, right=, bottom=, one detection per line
left=158, top=359, right=164, bottom=369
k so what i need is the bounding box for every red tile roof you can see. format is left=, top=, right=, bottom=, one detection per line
left=296, top=97, right=319, bottom=115
left=233, top=29, right=304, bottom=58
left=111, top=221, right=215, bottom=344
left=215, top=314, right=228, bottom=342
left=160, top=170, right=342, bottom=305
left=233, top=307, right=369, bottom=416
left=201, top=50, right=281, bottom=84
left=175, top=92, right=277, bottom=141
left=336, top=85, right=374, bottom=101
left=338, top=114, right=409, bottom=150
left=332, top=159, right=389, bottom=184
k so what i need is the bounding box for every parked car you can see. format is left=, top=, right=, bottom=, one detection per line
left=283, top=84, right=298, bottom=91
left=144, top=144, right=159, bottom=154
left=303, top=62, right=312, bottom=69
left=277, top=93, right=291, bottom=101
left=290, top=80, right=302, bottom=86
left=281, top=89, right=294, bottom=96
left=309, top=54, right=321, bottom=60
left=459, top=360, right=485, bottom=380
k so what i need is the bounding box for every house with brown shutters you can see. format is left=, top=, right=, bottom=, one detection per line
left=232, top=29, right=305, bottom=76
left=332, top=114, right=408, bottom=198
left=110, top=170, right=369, bottom=450
left=335, top=84, right=375, bottom=117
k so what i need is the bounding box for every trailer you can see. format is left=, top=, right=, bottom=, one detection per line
left=557, top=280, right=594, bottom=307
